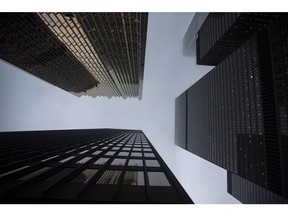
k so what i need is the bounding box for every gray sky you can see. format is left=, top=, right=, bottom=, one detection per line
left=0, top=12, right=240, bottom=204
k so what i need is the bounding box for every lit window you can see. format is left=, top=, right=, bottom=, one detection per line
left=94, top=158, right=109, bottom=165
left=71, top=169, right=98, bottom=183
left=146, top=160, right=160, bottom=167
left=111, top=158, right=126, bottom=166
left=96, top=170, right=121, bottom=184
left=60, top=156, right=76, bottom=163
left=122, top=171, right=145, bottom=186
left=19, top=167, right=51, bottom=181
left=76, top=157, right=92, bottom=164
left=148, top=172, right=170, bottom=186
left=128, top=159, right=143, bottom=166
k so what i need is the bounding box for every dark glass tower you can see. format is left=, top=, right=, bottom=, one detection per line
left=0, top=13, right=148, bottom=99
left=176, top=13, right=288, bottom=203
left=0, top=129, right=193, bottom=204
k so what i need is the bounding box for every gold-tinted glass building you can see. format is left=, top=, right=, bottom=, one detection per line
left=0, top=13, right=148, bottom=99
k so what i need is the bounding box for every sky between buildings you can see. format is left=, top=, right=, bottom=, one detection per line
left=0, top=12, right=241, bottom=204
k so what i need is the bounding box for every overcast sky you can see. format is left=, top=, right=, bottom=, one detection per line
left=0, top=12, right=241, bottom=204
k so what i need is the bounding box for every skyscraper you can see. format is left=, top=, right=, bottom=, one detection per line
left=0, top=13, right=148, bottom=99
left=176, top=13, right=288, bottom=203
left=0, top=129, right=193, bottom=203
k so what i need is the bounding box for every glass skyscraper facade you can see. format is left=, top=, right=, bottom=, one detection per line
left=0, top=129, right=192, bottom=203
left=176, top=13, right=288, bottom=203
left=0, top=13, right=148, bottom=99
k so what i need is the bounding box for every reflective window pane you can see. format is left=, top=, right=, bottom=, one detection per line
left=60, top=156, right=76, bottom=163
left=79, top=150, right=89, bottom=154
left=148, top=172, right=170, bottom=186
left=128, top=159, right=143, bottom=167
left=76, top=157, right=92, bottom=164
left=19, top=167, right=51, bottom=181
left=112, top=147, right=120, bottom=151
left=92, top=150, right=102, bottom=155
left=144, top=148, right=152, bottom=152
left=105, top=151, right=116, bottom=156
left=96, top=170, right=121, bottom=184
left=122, top=171, right=145, bottom=186
left=71, top=169, right=98, bottom=183
left=102, top=147, right=108, bottom=150
left=111, top=158, right=126, bottom=166
left=94, top=158, right=109, bottom=165
left=133, top=148, right=142, bottom=151
left=131, top=152, right=142, bottom=157
left=118, top=152, right=129, bottom=156
left=146, top=160, right=160, bottom=167
left=144, top=153, right=155, bottom=158
left=123, top=148, right=131, bottom=151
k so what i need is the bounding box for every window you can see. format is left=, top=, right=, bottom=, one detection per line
left=41, top=155, right=59, bottom=162
left=102, top=147, right=108, bottom=150
left=128, top=159, right=143, bottom=167
left=60, top=156, right=75, bottom=163
left=148, top=172, right=170, bottom=186
left=112, top=147, right=120, bottom=151
left=19, top=167, right=51, bottom=181
left=133, top=148, right=142, bottom=151
left=0, top=165, right=30, bottom=178
left=76, top=157, right=92, bottom=164
left=143, top=148, right=152, bottom=152
left=105, top=151, right=116, bottom=156
left=66, top=149, right=76, bottom=153
left=123, top=148, right=131, bottom=151
left=111, top=158, right=126, bottom=166
left=96, top=170, right=121, bottom=184
left=131, top=152, right=142, bottom=157
left=118, top=152, right=129, bottom=157
left=91, top=146, right=98, bottom=149
left=144, top=153, right=155, bottom=158
left=94, top=158, right=109, bottom=165
left=45, top=168, right=74, bottom=183
left=80, top=145, right=87, bottom=149
left=92, top=150, right=102, bottom=155
left=122, top=171, right=145, bottom=186
left=71, top=169, right=98, bottom=183
left=79, top=150, right=89, bottom=154
left=146, top=160, right=160, bottom=167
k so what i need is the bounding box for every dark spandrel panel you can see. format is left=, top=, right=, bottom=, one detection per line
left=96, top=170, right=122, bottom=185
left=128, top=159, right=143, bottom=167
left=45, top=168, right=74, bottom=183
left=148, top=172, right=170, bottom=186
left=122, top=171, right=145, bottom=186
left=18, top=167, right=51, bottom=181
left=71, top=169, right=98, bottom=184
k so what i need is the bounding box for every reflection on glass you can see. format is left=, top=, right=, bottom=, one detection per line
left=112, top=147, right=120, bottom=151
left=45, top=168, right=74, bottom=182
left=128, top=159, right=143, bottom=166
left=146, top=160, right=160, bottom=167
left=105, top=151, right=116, bottom=156
left=102, top=147, right=108, bottom=150
left=66, top=149, right=76, bottom=153
left=144, top=153, right=155, bottom=158
left=111, top=158, right=126, bottom=166
left=144, top=148, right=152, bottom=152
left=123, top=148, right=131, bottom=151
left=122, top=171, right=145, bottom=186
left=19, top=167, right=51, bottom=181
left=79, top=150, right=89, bottom=154
left=91, top=146, right=98, bottom=149
left=131, top=152, right=142, bottom=157
left=133, top=148, right=142, bottom=151
left=96, top=170, right=121, bottom=184
left=94, top=158, right=109, bottom=165
left=92, top=150, right=102, bottom=155
left=60, top=156, right=76, bottom=163
left=76, top=157, right=92, bottom=164
left=118, top=152, right=129, bottom=156
left=71, top=169, right=98, bottom=183
left=148, top=172, right=170, bottom=186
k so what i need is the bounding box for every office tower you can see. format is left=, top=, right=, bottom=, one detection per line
left=0, top=13, right=148, bottom=99
left=0, top=129, right=193, bottom=203
left=176, top=13, right=288, bottom=203
left=196, top=13, right=277, bottom=66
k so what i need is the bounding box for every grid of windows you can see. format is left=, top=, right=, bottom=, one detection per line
left=0, top=129, right=193, bottom=203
